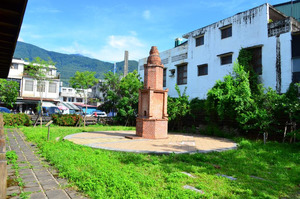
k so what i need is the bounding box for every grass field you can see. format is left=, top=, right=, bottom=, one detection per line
left=18, top=126, right=300, bottom=199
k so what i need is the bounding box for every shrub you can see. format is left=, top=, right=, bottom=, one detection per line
left=52, top=114, right=82, bottom=126
left=2, top=113, right=32, bottom=126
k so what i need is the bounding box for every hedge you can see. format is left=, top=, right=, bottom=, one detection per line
left=52, top=114, right=82, bottom=126
left=2, top=113, right=32, bottom=126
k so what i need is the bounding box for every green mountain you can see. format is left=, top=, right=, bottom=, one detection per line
left=13, top=41, right=138, bottom=86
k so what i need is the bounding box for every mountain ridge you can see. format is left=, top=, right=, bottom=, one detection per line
left=13, top=41, right=138, bottom=85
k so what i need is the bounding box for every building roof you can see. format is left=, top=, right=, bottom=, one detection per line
left=73, top=103, right=97, bottom=108
left=61, top=102, right=80, bottom=110
left=0, top=0, right=28, bottom=78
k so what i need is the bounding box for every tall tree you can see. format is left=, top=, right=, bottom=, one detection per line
left=25, top=57, right=56, bottom=127
left=69, top=71, right=97, bottom=127
left=99, top=72, right=122, bottom=116
left=0, top=79, right=19, bottom=108
left=100, top=71, right=142, bottom=126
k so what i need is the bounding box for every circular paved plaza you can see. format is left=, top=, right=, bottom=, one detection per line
left=64, top=131, right=237, bottom=154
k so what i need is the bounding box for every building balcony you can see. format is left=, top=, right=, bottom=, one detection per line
left=268, top=17, right=300, bottom=37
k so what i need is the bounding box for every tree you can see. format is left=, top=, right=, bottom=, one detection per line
left=25, top=57, right=56, bottom=127
left=99, top=72, right=122, bottom=116
left=100, top=71, right=142, bottom=126
left=167, top=85, right=190, bottom=130
left=69, top=71, right=97, bottom=127
left=0, top=79, right=19, bottom=108
left=116, top=71, right=142, bottom=126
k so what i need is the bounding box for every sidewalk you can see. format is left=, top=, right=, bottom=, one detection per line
left=6, top=128, right=88, bottom=199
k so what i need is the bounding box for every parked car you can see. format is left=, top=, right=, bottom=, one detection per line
left=0, top=107, right=11, bottom=113
left=92, top=111, right=107, bottom=118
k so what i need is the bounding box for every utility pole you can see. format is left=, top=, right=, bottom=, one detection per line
left=124, top=50, right=128, bottom=77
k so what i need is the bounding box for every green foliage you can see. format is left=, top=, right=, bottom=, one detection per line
left=100, top=72, right=122, bottom=114
left=0, top=79, right=19, bottom=107
left=70, top=71, right=97, bottom=127
left=206, top=62, right=253, bottom=129
left=237, top=48, right=260, bottom=95
left=3, top=113, right=32, bottom=126
left=100, top=71, right=142, bottom=126
left=25, top=57, right=56, bottom=81
left=14, top=41, right=138, bottom=85
left=69, top=71, right=98, bottom=90
left=6, top=151, right=18, bottom=164
left=115, top=71, right=143, bottom=126
left=52, top=114, right=82, bottom=126
left=167, top=85, right=190, bottom=130
left=19, top=126, right=300, bottom=198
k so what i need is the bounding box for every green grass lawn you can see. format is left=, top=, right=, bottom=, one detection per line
left=18, top=126, right=300, bottom=199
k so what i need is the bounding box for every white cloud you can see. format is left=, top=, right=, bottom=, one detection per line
left=143, top=10, right=151, bottom=20
left=58, top=35, right=148, bottom=62
left=17, top=37, right=24, bottom=42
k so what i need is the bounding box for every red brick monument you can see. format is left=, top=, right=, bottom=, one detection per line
left=136, top=46, right=168, bottom=139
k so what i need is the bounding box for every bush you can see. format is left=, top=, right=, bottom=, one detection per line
left=52, top=114, right=82, bottom=126
left=2, top=113, right=32, bottom=126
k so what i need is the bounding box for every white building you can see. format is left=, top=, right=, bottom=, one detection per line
left=138, top=3, right=300, bottom=99
left=6, top=58, right=60, bottom=113
left=59, top=87, right=91, bottom=104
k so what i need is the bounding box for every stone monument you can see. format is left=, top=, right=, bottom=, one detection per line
left=136, top=46, right=168, bottom=139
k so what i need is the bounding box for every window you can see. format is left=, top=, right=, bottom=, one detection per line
left=163, top=68, right=166, bottom=87
left=198, top=64, right=208, bottom=76
left=195, top=35, right=204, bottom=47
left=37, top=82, right=45, bottom=92
left=221, top=54, right=232, bottom=65
left=77, top=98, right=83, bottom=102
left=63, top=97, right=67, bottom=102
left=62, top=88, right=66, bottom=92
left=48, top=83, right=57, bottom=93
left=221, top=25, right=232, bottom=39
left=25, top=80, right=33, bottom=91
left=11, top=63, right=18, bottom=69
left=177, top=64, right=187, bottom=85
left=250, top=47, right=262, bottom=75
left=68, top=89, right=72, bottom=92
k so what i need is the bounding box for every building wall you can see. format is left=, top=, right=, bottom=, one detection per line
left=59, top=87, right=91, bottom=103
left=21, top=77, right=60, bottom=99
left=138, top=4, right=295, bottom=99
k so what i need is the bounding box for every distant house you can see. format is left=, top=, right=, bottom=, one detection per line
left=138, top=3, right=300, bottom=99
left=5, top=58, right=61, bottom=113
left=59, top=87, right=91, bottom=103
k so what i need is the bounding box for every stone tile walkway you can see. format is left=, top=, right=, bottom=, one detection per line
left=6, top=128, right=88, bottom=199
left=64, top=131, right=237, bottom=154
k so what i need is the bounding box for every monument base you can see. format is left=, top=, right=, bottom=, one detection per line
left=136, top=118, right=168, bottom=139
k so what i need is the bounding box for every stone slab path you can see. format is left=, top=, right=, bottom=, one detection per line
left=6, top=128, right=88, bottom=199
left=64, top=131, right=237, bottom=154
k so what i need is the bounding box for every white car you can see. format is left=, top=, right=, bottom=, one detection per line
left=92, top=111, right=107, bottom=118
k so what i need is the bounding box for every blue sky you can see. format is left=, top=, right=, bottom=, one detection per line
left=19, top=0, right=286, bottom=62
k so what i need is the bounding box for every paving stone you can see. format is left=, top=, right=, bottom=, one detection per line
left=181, top=171, right=196, bottom=178
left=37, top=176, right=55, bottom=182
left=24, top=181, right=40, bottom=187
left=46, top=190, right=69, bottom=199
left=6, top=186, right=21, bottom=195
left=29, top=192, right=47, bottom=199
left=23, top=186, right=42, bottom=192
left=22, top=177, right=37, bottom=183
left=42, top=182, right=59, bottom=190
left=217, top=174, right=237, bottom=181
left=183, top=185, right=204, bottom=194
